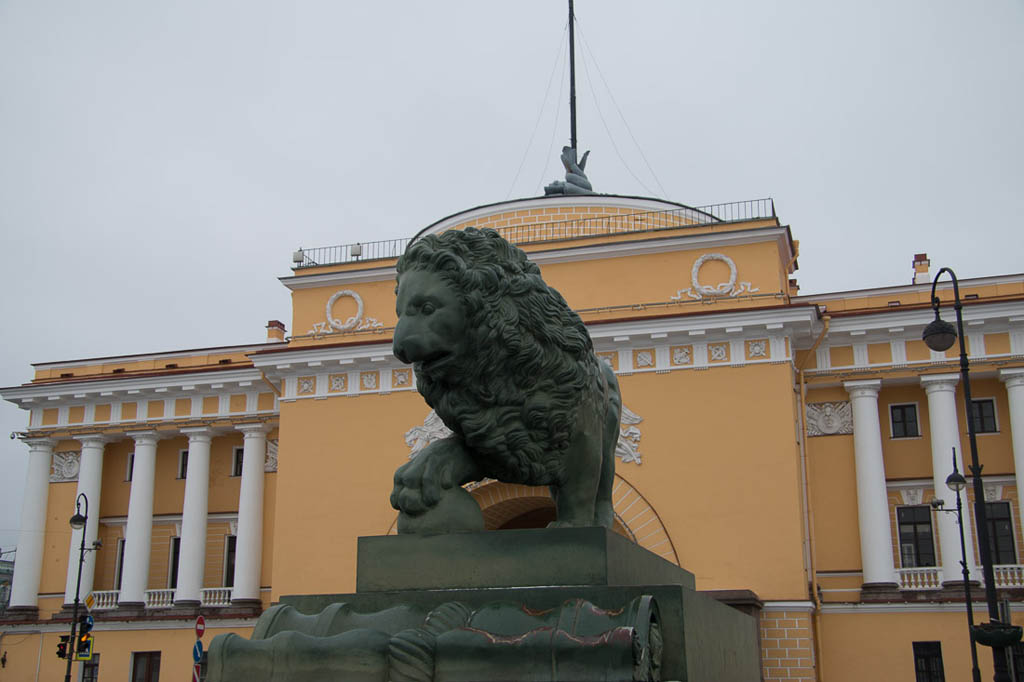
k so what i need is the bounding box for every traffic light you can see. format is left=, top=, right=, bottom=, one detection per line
left=78, top=614, right=93, bottom=637
left=56, top=635, right=69, bottom=660
left=75, top=634, right=93, bottom=660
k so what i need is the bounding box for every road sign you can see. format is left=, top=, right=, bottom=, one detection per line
left=84, top=592, right=95, bottom=611
left=195, top=614, right=206, bottom=639
left=193, top=663, right=202, bottom=682
left=193, top=640, right=203, bottom=663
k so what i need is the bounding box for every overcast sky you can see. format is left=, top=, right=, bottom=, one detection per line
left=1, top=0, right=1021, bottom=551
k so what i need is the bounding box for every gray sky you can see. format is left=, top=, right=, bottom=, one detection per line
left=1, top=0, right=1022, bottom=550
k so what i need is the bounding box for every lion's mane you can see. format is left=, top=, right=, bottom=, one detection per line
left=397, top=227, right=604, bottom=485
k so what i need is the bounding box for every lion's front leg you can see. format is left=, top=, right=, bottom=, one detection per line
left=390, top=436, right=482, bottom=517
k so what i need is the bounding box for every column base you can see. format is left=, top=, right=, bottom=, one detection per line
left=173, top=599, right=201, bottom=607
left=114, top=601, right=146, bottom=616
left=859, top=582, right=902, bottom=602
left=230, top=598, right=262, bottom=608
left=0, top=605, right=40, bottom=623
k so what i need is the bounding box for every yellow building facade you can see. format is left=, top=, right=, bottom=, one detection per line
left=2, top=194, right=1023, bottom=681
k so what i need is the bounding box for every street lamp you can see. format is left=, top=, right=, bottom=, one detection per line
left=934, top=450, right=981, bottom=682
left=924, top=267, right=1022, bottom=681
left=64, top=493, right=88, bottom=682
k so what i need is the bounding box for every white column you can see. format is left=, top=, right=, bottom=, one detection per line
left=119, top=431, right=160, bottom=606
left=8, top=438, right=56, bottom=610
left=1001, top=369, right=1024, bottom=553
left=844, top=380, right=898, bottom=586
left=921, top=374, right=979, bottom=584
left=232, top=424, right=268, bottom=604
left=175, top=428, right=212, bottom=605
left=63, top=435, right=107, bottom=605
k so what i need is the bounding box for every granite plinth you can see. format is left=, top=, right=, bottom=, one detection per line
left=356, top=526, right=695, bottom=592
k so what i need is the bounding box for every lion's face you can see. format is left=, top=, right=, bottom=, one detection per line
left=393, top=268, right=468, bottom=380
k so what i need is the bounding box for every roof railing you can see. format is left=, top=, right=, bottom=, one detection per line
left=292, top=197, right=775, bottom=269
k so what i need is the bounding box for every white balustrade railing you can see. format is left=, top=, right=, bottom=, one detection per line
left=201, top=587, right=232, bottom=607
left=994, top=564, right=1024, bottom=588
left=90, top=590, right=120, bottom=610
left=898, top=567, right=941, bottom=590
left=144, top=589, right=175, bottom=609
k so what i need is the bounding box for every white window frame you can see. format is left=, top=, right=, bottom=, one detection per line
left=177, top=449, right=189, bottom=480
left=971, top=396, right=1000, bottom=435
left=231, top=447, right=244, bottom=477
left=889, top=401, right=922, bottom=439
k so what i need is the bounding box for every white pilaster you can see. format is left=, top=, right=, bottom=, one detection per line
left=1000, top=369, right=1024, bottom=553
left=8, top=438, right=56, bottom=610
left=232, top=424, right=268, bottom=603
left=921, top=374, right=979, bottom=584
left=175, top=428, right=213, bottom=605
left=63, top=435, right=107, bottom=605
left=119, top=431, right=161, bottom=606
left=844, top=380, right=898, bottom=586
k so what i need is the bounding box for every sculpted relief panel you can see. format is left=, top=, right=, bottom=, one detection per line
left=806, top=401, right=853, bottom=436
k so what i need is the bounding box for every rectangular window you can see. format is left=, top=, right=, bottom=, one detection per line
left=126, top=453, right=135, bottom=481
left=114, top=538, right=126, bottom=591
left=972, top=399, right=998, bottom=433
left=81, top=652, right=100, bottom=682
left=131, top=651, right=161, bottom=682
left=232, top=447, right=244, bottom=477
left=913, top=641, right=945, bottom=682
left=898, top=506, right=936, bottom=568
left=891, top=404, right=920, bottom=438
left=168, top=537, right=181, bottom=589
left=986, top=501, right=1016, bottom=565
left=178, top=450, right=189, bottom=479
left=224, top=535, right=237, bottom=588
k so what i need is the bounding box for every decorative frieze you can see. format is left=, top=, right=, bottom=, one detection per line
left=806, top=401, right=854, bottom=437
left=50, top=451, right=81, bottom=482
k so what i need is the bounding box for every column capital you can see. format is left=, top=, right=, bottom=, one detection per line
left=77, top=433, right=110, bottom=446
left=181, top=427, right=215, bottom=443
left=21, top=437, right=57, bottom=451
left=1000, top=368, right=1024, bottom=389
left=236, top=423, right=271, bottom=437
left=844, top=379, right=881, bottom=399
left=920, top=373, right=960, bottom=393
left=126, top=430, right=163, bottom=446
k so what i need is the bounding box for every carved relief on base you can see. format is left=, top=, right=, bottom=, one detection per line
left=806, top=401, right=853, bottom=436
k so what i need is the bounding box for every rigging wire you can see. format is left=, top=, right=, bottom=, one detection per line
left=575, top=19, right=671, bottom=199
left=505, top=23, right=570, bottom=200
left=536, top=37, right=569, bottom=195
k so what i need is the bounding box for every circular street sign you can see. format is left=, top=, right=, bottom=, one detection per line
left=193, top=640, right=204, bottom=663
left=195, top=615, right=206, bottom=639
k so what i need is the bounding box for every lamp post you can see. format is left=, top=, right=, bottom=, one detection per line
left=923, top=267, right=1020, bottom=681
left=934, top=450, right=982, bottom=682
left=64, top=493, right=88, bottom=682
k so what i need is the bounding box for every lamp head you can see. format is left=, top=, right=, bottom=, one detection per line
left=946, top=470, right=967, bottom=492
left=922, top=309, right=957, bottom=352
left=68, top=512, right=86, bottom=530
left=930, top=498, right=945, bottom=509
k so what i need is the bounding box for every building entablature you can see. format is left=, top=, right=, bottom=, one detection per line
left=1, top=367, right=279, bottom=436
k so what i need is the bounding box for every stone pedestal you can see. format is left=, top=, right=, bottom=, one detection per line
left=210, top=528, right=761, bottom=681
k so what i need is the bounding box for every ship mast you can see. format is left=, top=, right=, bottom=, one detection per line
left=568, top=0, right=578, bottom=151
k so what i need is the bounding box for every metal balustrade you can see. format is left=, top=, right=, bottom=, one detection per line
left=293, top=198, right=776, bottom=269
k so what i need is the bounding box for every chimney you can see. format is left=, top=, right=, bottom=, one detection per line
left=266, top=320, right=286, bottom=342
left=913, top=253, right=930, bottom=285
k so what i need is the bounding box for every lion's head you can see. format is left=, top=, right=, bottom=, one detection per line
left=393, top=227, right=602, bottom=485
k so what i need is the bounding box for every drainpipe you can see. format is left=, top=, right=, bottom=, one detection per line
left=797, top=313, right=830, bottom=681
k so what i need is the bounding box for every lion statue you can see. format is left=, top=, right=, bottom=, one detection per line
left=390, top=227, right=621, bottom=529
